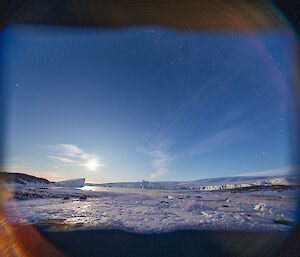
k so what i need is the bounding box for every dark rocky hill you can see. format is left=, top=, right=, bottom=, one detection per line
left=0, top=171, right=50, bottom=185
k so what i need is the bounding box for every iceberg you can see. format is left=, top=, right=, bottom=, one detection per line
left=54, top=178, right=85, bottom=187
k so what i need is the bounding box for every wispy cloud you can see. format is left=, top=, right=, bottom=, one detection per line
left=188, top=111, right=267, bottom=156
left=235, top=165, right=298, bottom=177
left=138, top=146, right=176, bottom=179
left=2, top=160, right=36, bottom=173
left=149, top=150, right=176, bottom=179
left=47, top=144, right=105, bottom=171
left=188, top=128, right=235, bottom=155
left=218, top=108, right=244, bottom=124
left=47, top=155, right=79, bottom=164
left=49, top=144, right=90, bottom=159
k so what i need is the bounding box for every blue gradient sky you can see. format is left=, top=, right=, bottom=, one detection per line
left=2, top=25, right=298, bottom=182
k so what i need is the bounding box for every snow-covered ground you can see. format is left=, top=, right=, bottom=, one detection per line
left=3, top=185, right=299, bottom=233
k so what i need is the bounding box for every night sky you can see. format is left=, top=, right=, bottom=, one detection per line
left=2, top=25, right=298, bottom=182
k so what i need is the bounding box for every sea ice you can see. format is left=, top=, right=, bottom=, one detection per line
left=3, top=186, right=299, bottom=233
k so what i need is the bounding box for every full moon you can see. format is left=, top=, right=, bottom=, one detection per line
left=86, top=159, right=98, bottom=171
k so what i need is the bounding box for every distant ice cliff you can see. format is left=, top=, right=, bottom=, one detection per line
left=54, top=178, right=85, bottom=187
left=90, top=175, right=299, bottom=191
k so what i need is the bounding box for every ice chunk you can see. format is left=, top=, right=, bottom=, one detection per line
left=254, top=203, right=266, bottom=212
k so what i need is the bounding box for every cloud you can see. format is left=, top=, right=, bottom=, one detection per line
left=218, top=108, right=244, bottom=124
left=47, top=144, right=105, bottom=171
left=188, top=112, right=266, bottom=156
left=138, top=147, right=176, bottom=179
left=1, top=160, right=38, bottom=173
left=189, top=128, right=234, bottom=155
left=47, top=155, right=79, bottom=164
left=49, top=144, right=90, bottom=159
left=149, top=150, right=176, bottom=179
left=235, top=165, right=298, bottom=177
